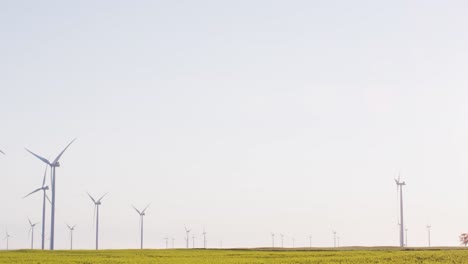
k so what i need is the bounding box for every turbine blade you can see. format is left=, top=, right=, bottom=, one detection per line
left=45, top=193, right=52, bottom=205
left=142, top=203, right=151, bottom=213
left=25, top=148, right=51, bottom=165
left=72, top=225, right=76, bottom=229
left=87, top=192, right=96, bottom=203
left=23, top=188, right=42, bottom=198
left=53, top=138, right=76, bottom=164
left=132, top=205, right=141, bottom=215
left=66, top=224, right=72, bottom=230
left=42, top=165, right=48, bottom=187
left=0, top=150, right=5, bottom=155
left=28, top=218, right=32, bottom=226
left=97, top=193, right=107, bottom=202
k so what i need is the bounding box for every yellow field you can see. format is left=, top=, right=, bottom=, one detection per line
left=1, top=248, right=468, bottom=263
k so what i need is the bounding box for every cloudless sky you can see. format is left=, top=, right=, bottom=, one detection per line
left=1, top=0, right=468, bottom=249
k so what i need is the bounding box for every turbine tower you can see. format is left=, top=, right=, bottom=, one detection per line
left=171, top=237, right=175, bottom=248
left=3, top=231, right=11, bottom=250
left=405, top=228, right=408, bottom=247
left=28, top=218, right=39, bottom=249
left=280, top=234, right=284, bottom=248
left=202, top=229, right=207, bottom=249
left=24, top=165, right=49, bottom=250
left=164, top=236, right=169, bottom=249
left=426, top=225, right=431, bottom=247
left=66, top=224, right=76, bottom=250
left=88, top=192, right=106, bottom=250
left=395, top=175, right=406, bottom=247
left=309, top=235, right=312, bottom=248
left=184, top=227, right=191, bottom=249
left=333, top=230, right=337, bottom=248
left=25, top=138, right=76, bottom=250
left=192, top=234, right=196, bottom=248
left=132, top=204, right=150, bottom=249
left=271, top=233, right=275, bottom=248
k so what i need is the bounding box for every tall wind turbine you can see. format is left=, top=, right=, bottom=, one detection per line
left=132, top=204, right=150, bottom=249
left=66, top=224, right=76, bottom=250
left=395, top=175, right=406, bottom=247
left=23, top=165, right=49, bottom=250
left=333, top=230, right=337, bottom=248
left=271, top=233, right=275, bottom=248
left=164, top=236, right=169, bottom=249
left=184, top=227, right=191, bottom=249
left=3, top=230, right=11, bottom=250
left=25, top=138, right=76, bottom=250
left=426, top=225, right=431, bottom=247
left=202, top=229, right=207, bottom=249
left=280, top=234, right=284, bottom=248
left=88, top=192, right=106, bottom=250
left=28, top=218, right=39, bottom=249
left=171, top=237, right=175, bottom=249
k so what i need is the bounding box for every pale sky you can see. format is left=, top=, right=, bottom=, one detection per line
left=1, top=0, right=468, bottom=250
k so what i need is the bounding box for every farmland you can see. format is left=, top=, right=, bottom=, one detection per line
left=1, top=248, right=468, bottom=264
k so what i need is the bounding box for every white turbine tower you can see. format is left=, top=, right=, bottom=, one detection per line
left=23, top=165, right=49, bottom=250
left=271, top=233, right=275, bottom=248
left=333, top=230, right=337, bottom=248
left=192, top=234, right=196, bottom=248
left=171, top=237, right=175, bottom=249
left=184, top=227, right=191, bottom=249
left=395, top=175, right=406, bottom=247
left=66, top=224, right=76, bottom=250
left=164, top=236, right=169, bottom=249
left=25, top=138, right=76, bottom=250
left=132, top=204, right=150, bottom=249
left=3, top=230, right=11, bottom=250
left=202, top=229, right=207, bottom=249
left=280, top=234, right=284, bottom=248
left=88, top=192, right=106, bottom=250
left=426, top=225, right=431, bottom=247
left=309, top=235, right=312, bottom=248
left=27, top=218, right=39, bottom=249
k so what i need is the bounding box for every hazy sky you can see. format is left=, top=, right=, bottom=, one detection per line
left=1, top=0, right=468, bottom=249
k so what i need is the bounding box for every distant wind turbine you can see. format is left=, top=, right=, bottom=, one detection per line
left=184, top=227, right=191, bottom=249
left=202, top=229, right=207, bottom=249
left=25, top=138, right=76, bottom=250
left=164, top=236, right=169, bottom=249
left=333, top=230, right=337, bottom=248
left=171, top=237, right=175, bottom=248
left=88, top=192, right=107, bottom=250
left=192, top=234, right=196, bottom=248
left=66, top=224, right=76, bottom=250
left=4, top=230, right=11, bottom=250
left=426, top=225, right=431, bottom=247
left=132, top=204, right=150, bottom=249
left=271, top=233, right=275, bottom=248
left=23, top=165, right=49, bottom=250
left=309, top=235, right=312, bottom=248
left=27, top=218, right=39, bottom=249
left=280, top=234, right=284, bottom=248
left=395, top=174, right=406, bottom=247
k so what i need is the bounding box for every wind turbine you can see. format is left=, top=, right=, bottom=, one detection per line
left=426, top=225, right=431, bottom=247
left=280, top=234, right=284, bottom=248
left=184, top=227, right=191, bottom=249
left=171, top=237, right=175, bottom=249
left=395, top=174, right=406, bottom=247
left=25, top=138, right=76, bottom=250
left=192, top=234, right=196, bottom=248
left=27, top=218, right=39, bottom=249
left=271, top=233, right=275, bottom=248
left=202, top=229, right=207, bottom=249
left=164, top=236, right=169, bottom=249
left=3, top=230, right=11, bottom=250
left=333, top=230, right=337, bottom=248
left=309, top=235, right=312, bottom=248
left=88, top=192, right=106, bottom=250
left=23, top=165, right=49, bottom=250
left=132, top=204, right=150, bottom=249
left=66, top=224, right=76, bottom=250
